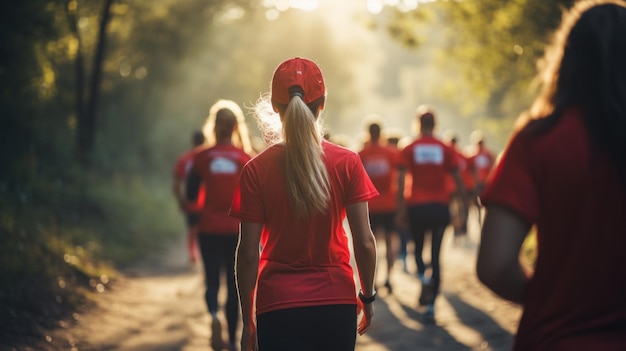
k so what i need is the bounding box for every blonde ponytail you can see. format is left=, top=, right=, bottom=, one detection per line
left=282, top=95, right=330, bottom=219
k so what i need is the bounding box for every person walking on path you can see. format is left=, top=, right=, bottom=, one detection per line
left=358, top=119, right=401, bottom=293
left=443, top=130, right=473, bottom=243
left=386, top=132, right=410, bottom=273
left=172, top=130, right=206, bottom=264
left=477, top=1, right=626, bottom=350
left=466, top=130, right=495, bottom=201
left=397, top=106, right=466, bottom=323
left=231, top=57, right=378, bottom=351
left=186, top=99, right=253, bottom=351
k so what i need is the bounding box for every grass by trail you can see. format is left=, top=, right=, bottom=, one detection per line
left=0, top=170, right=183, bottom=348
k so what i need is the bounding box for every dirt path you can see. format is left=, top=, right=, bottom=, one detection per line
left=31, top=210, right=521, bottom=351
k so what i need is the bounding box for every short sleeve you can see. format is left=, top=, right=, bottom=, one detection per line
left=345, top=153, right=379, bottom=205
left=399, top=145, right=412, bottom=170
left=444, top=144, right=459, bottom=172
left=230, top=163, right=265, bottom=223
left=480, top=131, right=539, bottom=224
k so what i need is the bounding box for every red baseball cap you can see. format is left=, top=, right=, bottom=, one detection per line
left=271, top=57, right=326, bottom=105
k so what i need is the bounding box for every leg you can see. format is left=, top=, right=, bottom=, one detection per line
left=424, top=204, right=451, bottom=322
left=408, top=206, right=428, bottom=278
left=198, top=234, right=224, bottom=350
left=222, top=236, right=240, bottom=349
left=382, top=212, right=397, bottom=291
left=429, top=225, right=446, bottom=298
left=397, top=225, right=409, bottom=272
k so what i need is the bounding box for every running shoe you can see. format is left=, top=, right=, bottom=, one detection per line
left=418, top=278, right=435, bottom=306
left=423, top=304, right=435, bottom=324
left=211, top=317, right=223, bottom=350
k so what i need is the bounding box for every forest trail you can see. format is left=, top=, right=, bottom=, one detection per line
left=30, top=209, right=521, bottom=351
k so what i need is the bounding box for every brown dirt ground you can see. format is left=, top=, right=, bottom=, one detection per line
left=23, top=208, right=521, bottom=351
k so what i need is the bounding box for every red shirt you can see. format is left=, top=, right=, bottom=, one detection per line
left=482, top=108, right=626, bottom=351
left=469, top=146, right=495, bottom=184
left=400, top=135, right=458, bottom=205
left=174, top=147, right=206, bottom=211
left=230, top=141, right=378, bottom=315
left=191, top=144, right=251, bottom=234
left=445, top=145, right=470, bottom=196
left=358, top=143, right=400, bottom=213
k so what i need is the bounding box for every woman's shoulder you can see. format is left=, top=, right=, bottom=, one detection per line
left=323, top=140, right=360, bottom=159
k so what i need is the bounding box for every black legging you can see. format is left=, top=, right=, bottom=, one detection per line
left=198, top=233, right=239, bottom=344
left=257, top=304, right=357, bottom=351
left=408, top=203, right=451, bottom=299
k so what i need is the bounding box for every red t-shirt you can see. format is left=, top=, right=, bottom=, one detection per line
left=174, top=147, right=206, bottom=211
left=481, top=108, right=626, bottom=351
left=230, top=141, right=378, bottom=315
left=358, top=143, right=400, bottom=213
left=445, top=145, right=470, bottom=196
left=469, top=146, right=495, bottom=184
left=400, top=135, right=458, bottom=205
left=191, top=144, right=251, bottom=234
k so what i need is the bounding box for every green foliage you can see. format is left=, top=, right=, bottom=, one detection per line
left=436, top=0, right=575, bottom=118
left=0, top=0, right=254, bottom=345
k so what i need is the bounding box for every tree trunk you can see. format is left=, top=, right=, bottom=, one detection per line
left=78, top=0, right=114, bottom=166
left=67, top=0, right=86, bottom=161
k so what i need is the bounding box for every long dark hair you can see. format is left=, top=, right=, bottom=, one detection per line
left=526, top=0, right=626, bottom=185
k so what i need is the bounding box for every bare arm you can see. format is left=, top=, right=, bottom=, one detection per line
left=172, top=176, right=185, bottom=211
left=395, top=168, right=407, bottom=228
left=451, top=169, right=468, bottom=215
left=236, top=221, right=261, bottom=325
left=182, top=171, right=202, bottom=213
left=346, top=201, right=377, bottom=334
left=236, top=221, right=262, bottom=351
left=476, top=205, right=531, bottom=304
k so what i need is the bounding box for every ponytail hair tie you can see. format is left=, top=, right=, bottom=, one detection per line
left=290, top=92, right=304, bottom=100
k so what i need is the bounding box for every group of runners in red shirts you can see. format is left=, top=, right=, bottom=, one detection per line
left=173, top=95, right=496, bottom=348
left=170, top=1, right=626, bottom=347
left=357, top=109, right=495, bottom=322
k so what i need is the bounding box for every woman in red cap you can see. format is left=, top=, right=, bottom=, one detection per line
left=231, top=57, right=378, bottom=351
left=477, top=1, right=626, bottom=349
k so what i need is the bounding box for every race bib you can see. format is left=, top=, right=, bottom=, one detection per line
left=364, top=158, right=390, bottom=177
left=474, top=154, right=490, bottom=169
left=210, top=157, right=238, bottom=174
left=413, top=144, right=443, bottom=165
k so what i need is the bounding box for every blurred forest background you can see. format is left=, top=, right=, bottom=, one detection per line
left=1, top=0, right=573, bottom=346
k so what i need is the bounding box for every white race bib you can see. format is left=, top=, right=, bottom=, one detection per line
left=474, top=154, right=490, bottom=169
left=364, top=158, right=390, bottom=177
left=413, top=144, right=444, bottom=165
left=210, top=157, right=238, bottom=174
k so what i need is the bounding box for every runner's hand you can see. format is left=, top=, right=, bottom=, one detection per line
left=240, top=323, right=258, bottom=351
left=357, top=299, right=374, bottom=335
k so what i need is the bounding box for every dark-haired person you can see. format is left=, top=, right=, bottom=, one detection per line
left=172, top=130, right=206, bottom=264
left=397, top=106, right=466, bottom=323
left=231, top=57, right=378, bottom=351
left=187, top=99, right=253, bottom=351
left=477, top=1, right=626, bottom=350
left=359, top=119, right=401, bottom=293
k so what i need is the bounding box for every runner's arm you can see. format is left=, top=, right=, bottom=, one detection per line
left=477, top=205, right=531, bottom=304
left=184, top=171, right=201, bottom=212
left=346, top=201, right=377, bottom=334
left=236, top=221, right=262, bottom=328
left=451, top=169, right=468, bottom=215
